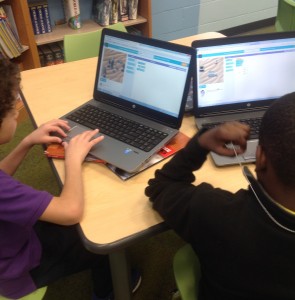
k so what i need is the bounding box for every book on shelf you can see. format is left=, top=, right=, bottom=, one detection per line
left=38, top=45, right=55, bottom=66
left=28, top=1, right=52, bottom=35
left=1, top=5, right=20, bottom=40
left=38, top=43, right=64, bottom=66
left=93, top=0, right=112, bottom=26
left=110, top=0, right=119, bottom=24
left=0, top=19, right=19, bottom=58
left=48, top=43, right=64, bottom=64
left=93, top=0, right=139, bottom=26
left=0, top=5, right=23, bottom=58
left=38, top=46, right=45, bottom=67
left=28, top=3, right=40, bottom=35
left=3, top=18, right=23, bottom=56
left=128, top=0, right=138, bottom=20
left=63, top=0, right=82, bottom=29
left=57, top=41, right=65, bottom=60
left=41, top=2, right=52, bottom=33
left=36, top=3, right=46, bottom=34
left=0, top=32, right=13, bottom=59
left=118, top=0, right=128, bottom=21
left=127, top=26, right=142, bottom=36
left=44, top=132, right=189, bottom=181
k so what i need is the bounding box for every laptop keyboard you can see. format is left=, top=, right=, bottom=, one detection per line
left=66, top=104, right=168, bottom=152
left=202, top=117, right=262, bottom=139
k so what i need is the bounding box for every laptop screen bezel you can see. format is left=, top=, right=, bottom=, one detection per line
left=191, top=31, right=295, bottom=117
left=93, top=28, right=195, bottom=129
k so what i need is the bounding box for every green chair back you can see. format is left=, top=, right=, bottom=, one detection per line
left=0, top=286, right=47, bottom=300
left=64, top=22, right=127, bottom=62
left=173, top=244, right=201, bottom=300
left=275, top=0, right=295, bottom=31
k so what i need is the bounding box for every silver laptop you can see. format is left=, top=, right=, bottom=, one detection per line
left=192, top=31, right=295, bottom=166
left=60, top=28, right=194, bottom=173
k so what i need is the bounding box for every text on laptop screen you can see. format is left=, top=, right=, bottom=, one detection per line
left=196, top=37, right=295, bottom=108
left=96, top=34, right=191, bottom=118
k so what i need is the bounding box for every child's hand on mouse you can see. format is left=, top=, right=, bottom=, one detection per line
left=198, top=121, right=250, bottom=156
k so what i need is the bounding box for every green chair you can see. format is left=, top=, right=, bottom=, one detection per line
left=173, top=244, right=201, bottom=300
left=275, top=0, right=295, bottom=31
left=64, top=22, right=127, bottom=62
left=0, top=286, right=47, bottom=300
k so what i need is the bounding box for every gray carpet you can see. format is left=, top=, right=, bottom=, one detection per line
left=1, top=116, right=184, bottom=300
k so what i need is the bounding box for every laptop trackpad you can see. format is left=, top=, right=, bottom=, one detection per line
left=210, top=140, right=258, bottom=167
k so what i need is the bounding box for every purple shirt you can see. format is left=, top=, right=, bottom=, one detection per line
left=0, top=170, right=52, bottom=298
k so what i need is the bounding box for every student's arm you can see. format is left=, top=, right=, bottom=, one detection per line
left=39, top=129, right=104, bottom=225
left=145, top=122, right=250, bottom=240
left=0, top=119, right=70, bottom=175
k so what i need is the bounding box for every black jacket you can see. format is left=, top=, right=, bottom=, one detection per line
left=145, top=133, right=295, bottom=300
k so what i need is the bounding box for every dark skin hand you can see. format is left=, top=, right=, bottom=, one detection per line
left=198, top=122, right=250, bottom=156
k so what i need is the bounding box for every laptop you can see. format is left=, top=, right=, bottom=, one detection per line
left=60, top=28, right=194, bottom=173
left=192, top=31, right=295, bottom=166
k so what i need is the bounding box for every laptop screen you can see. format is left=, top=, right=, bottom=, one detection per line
left=96, top=32, right=192, bottom=118
left=193, top=32, right=295, bottom=111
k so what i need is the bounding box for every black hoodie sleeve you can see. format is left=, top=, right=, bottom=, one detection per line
left=145, top=132, right=214, bottom=241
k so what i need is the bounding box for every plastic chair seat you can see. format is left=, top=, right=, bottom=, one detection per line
left=275, top=0, right=295, bottom=31
left=64, top=22, right=127, bottom=62
left=0, top=286, right=47, bottom=300
left=173, top=244, right=201, bottom=300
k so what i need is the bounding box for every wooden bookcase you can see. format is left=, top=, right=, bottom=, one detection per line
left=3, top=0, right=152, bottom=70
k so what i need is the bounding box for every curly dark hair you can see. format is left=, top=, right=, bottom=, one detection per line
left=259, top=92, right=295, bottom=186
left=0, top=59, right=21, bottom=126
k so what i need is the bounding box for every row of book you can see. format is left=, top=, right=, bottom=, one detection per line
left=38, top=42, right=64, bottom=67
left=0, top=5, right=23, bottom=59
left=28, top=1, right=52, bottom=35
left=28, top=0, right=139, bottom=34
left=93, top=0, right=139, bottom=26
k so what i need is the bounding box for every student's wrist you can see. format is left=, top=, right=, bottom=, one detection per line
left=182, top=130, right=210, bottom=159
left=64, top=157, right=83, bottom=171
left=196, top=128, right=211, bottom=150
left=21, top=135, right=35, bottom=149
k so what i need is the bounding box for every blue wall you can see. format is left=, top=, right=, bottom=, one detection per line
left=151, top=0, right=278, bottom=41
left=152, top=0, right=200, bottom=41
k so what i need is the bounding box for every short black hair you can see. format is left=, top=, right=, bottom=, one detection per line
left=259, top=92, right=295, bottom=186
left=0, top=59, right=20, bottom=125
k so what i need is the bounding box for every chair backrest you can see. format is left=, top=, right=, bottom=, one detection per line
left=275, top=0, right=295, bottom=32
left=173, top=244, right=201, bottom=300
left=63, top=22, right=127, bottom=62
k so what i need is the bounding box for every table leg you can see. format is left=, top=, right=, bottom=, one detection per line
left=109, top=250, right=132, bottom=300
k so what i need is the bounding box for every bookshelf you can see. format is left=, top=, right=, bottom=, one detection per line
left=2, top=0, right=40, bottom=69
left=2, top=0, right=152, bottom=70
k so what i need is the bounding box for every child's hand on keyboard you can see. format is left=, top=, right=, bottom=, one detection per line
left=63, top=129, right=104, bottom=165
left=198, top=121, right=250, bottom=156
